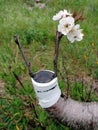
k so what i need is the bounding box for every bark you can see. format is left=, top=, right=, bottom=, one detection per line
left=46, top=96, right=98, bottom=130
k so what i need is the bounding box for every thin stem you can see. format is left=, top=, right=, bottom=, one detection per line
left=14, top=35, right=34, bottom=77
left=13, top=71, right=25, bottom=90
left=53, top=31, right=63, bottom=77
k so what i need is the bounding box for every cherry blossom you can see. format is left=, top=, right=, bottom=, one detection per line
left=67, top=24, right=84, bottom=43
left=53, top=9, right=84, bottom=43
left=58, top=17, right=75, bottom=35
left=53, top=9, right=72, bottom=21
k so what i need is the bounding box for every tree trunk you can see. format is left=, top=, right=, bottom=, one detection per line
left=31, top=70, right=98, bottom=130
left=46, top=96, right=98, bottom=130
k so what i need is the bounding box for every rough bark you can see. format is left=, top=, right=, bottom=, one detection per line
left=46, top=96, right=98, bottom=130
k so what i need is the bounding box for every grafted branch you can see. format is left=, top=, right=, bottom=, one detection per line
left=53, top=31, right=63, bottom=77
left=14, top=35, right=34, bottom=77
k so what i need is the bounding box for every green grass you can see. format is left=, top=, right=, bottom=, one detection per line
left=0, top=0, right=98, bottom=130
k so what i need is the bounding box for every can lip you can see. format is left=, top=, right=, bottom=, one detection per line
left=31, top=70, right=57, bottom=87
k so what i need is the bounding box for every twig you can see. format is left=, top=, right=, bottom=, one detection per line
left=53, top=31, right=63, bottom=77
left=14, top=35, right=34, bottom=77
left=13, top=71, right=25, bottom=90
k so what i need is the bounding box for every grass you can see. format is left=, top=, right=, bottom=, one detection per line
left=0, top=0, right=98, bottom=130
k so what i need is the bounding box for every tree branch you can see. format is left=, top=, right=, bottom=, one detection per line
left=53, top=31, right=63, bottom=77
left=46, top=96, right=98, bottom=130
left=14, top=35, right=34, bottom=77
left=12, top=71, right=25, bottom=90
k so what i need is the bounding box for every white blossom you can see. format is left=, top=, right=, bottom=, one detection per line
left=63, top=9, right=72, bottom=17
left=58, top=17, right=75, bottom=35
left=67, top=24, right=84, bottom=43
left=53, top=9, right=72, bottom=21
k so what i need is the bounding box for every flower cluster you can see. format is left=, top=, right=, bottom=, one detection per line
left=53, top=9, right=84, bottom=43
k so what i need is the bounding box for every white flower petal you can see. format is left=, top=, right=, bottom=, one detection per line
left=53, top=10, right=64, bottom=21
left=58, top=24, right=69, bottom=35
left=58, top=17, right=75, bottom=35
left=53, top=9, right=72, bottom=21
left=67, top=24, right=84, bottom=43
left=63, top=9, right=72, bottom=17
left=59, top=16, right=74, bottom=24
left=74, top=24, right=80, bottom=29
